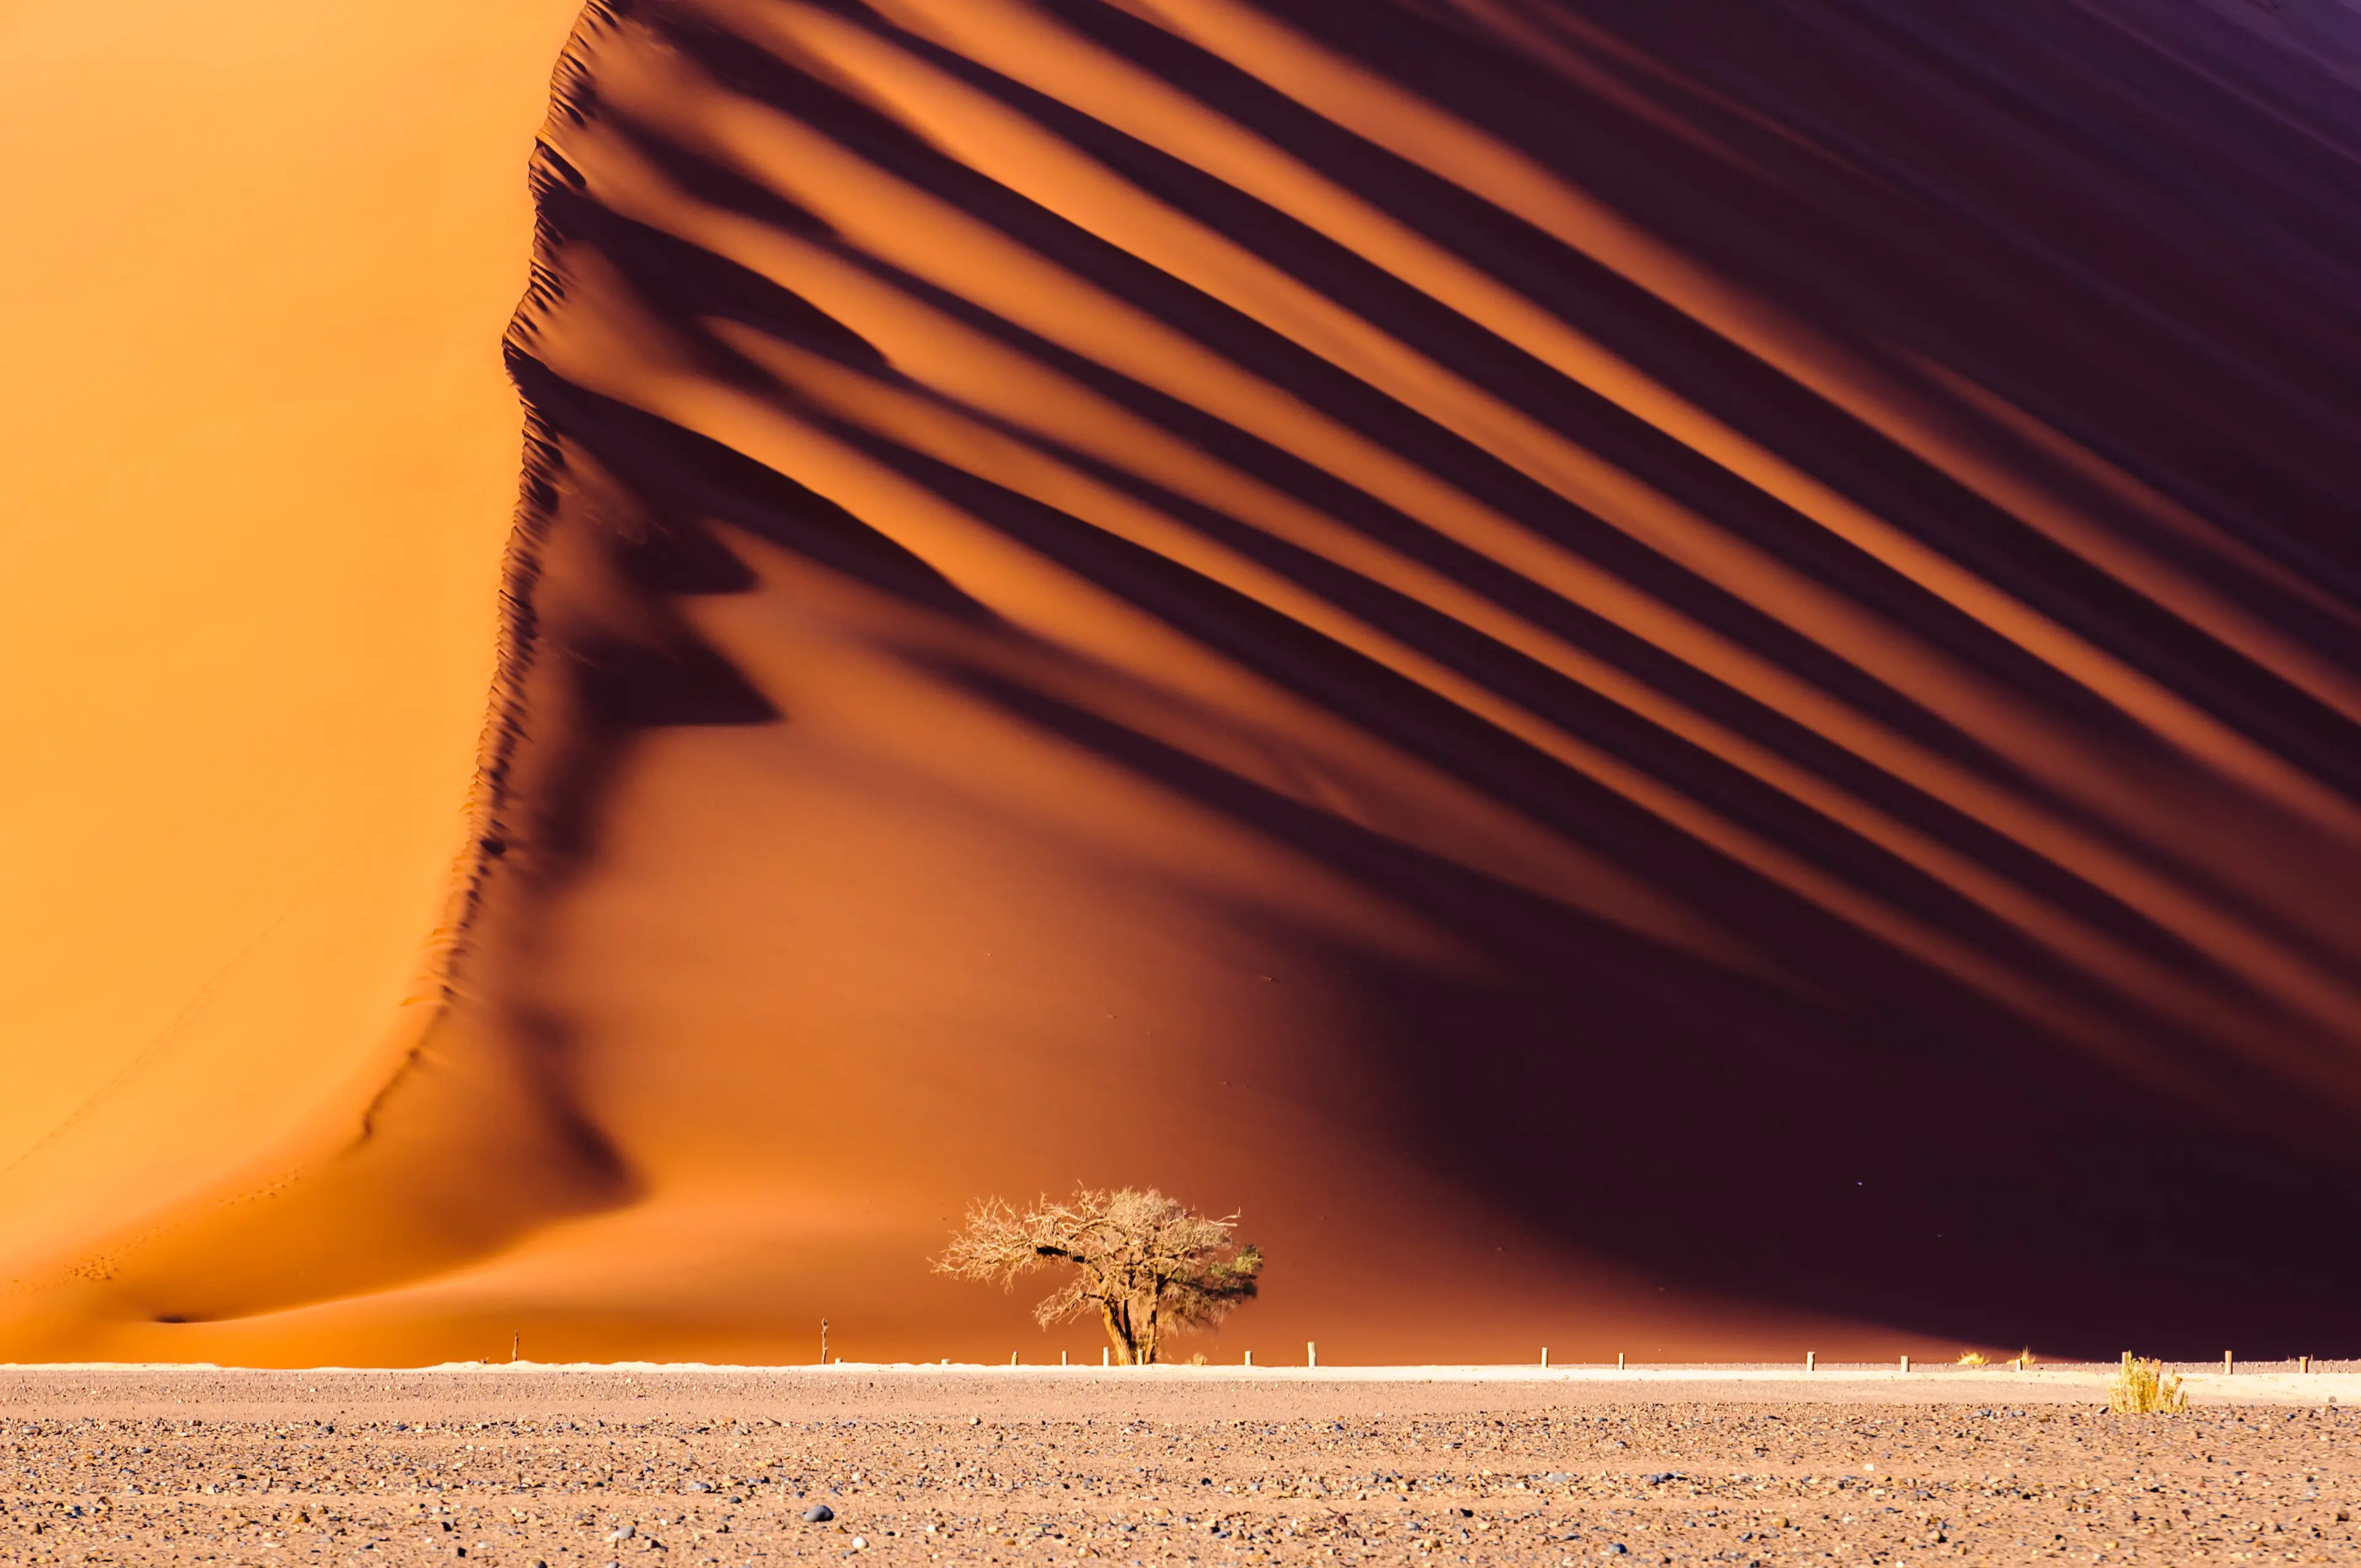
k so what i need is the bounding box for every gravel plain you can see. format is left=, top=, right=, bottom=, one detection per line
left=2, top=1366, right=2357, bottom=1566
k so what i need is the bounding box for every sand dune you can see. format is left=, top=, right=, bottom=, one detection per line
left=6, top=0, right=2360, bottom=1365
left=0, top=0, right=582, bottom=1340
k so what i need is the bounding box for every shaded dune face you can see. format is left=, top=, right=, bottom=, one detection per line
left=57, top=0, right=2361, bottom=1362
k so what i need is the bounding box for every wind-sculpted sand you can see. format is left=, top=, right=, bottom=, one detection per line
left=5, top=1368, right=2361, bottom=1566
left=0, top=0, right=582, bottom=1331
left=6, top=0, right=2361, bottom=1364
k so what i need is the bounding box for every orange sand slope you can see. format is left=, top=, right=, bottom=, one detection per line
left=7, top=0, right=2361, bottom=1367
left=0, top=4, right=582, bottom=1339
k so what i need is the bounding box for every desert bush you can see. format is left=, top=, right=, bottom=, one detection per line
left=1956, top=1350, right=1989, bottom=1366
left=2108, top=1352, right=2188, bottom=1414
left=934, top=1186, right=1263, bottom=1365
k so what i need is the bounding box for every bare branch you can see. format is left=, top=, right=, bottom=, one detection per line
left=933, top=1186, right=1264, bottom=1364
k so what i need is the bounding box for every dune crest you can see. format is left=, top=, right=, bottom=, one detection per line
left=8, top=0, right=2361, bottom=1363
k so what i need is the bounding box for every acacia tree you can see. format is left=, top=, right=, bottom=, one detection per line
left=933, top=1186, right=1264, bottom=1365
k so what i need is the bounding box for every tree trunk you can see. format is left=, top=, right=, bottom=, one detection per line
left=1098, top=1297, right=1137, bottom=1366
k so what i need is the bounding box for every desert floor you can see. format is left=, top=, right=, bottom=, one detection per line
left=1, top=1365, right=2355, bottom=1566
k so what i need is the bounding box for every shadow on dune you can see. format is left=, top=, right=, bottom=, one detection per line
left=85, top=0, right=2361, bottom=1356
left=968, top=670, right=2361, bottom=1352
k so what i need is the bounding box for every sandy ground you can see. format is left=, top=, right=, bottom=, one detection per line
left=3, top=1366, right=2356, bottom=1565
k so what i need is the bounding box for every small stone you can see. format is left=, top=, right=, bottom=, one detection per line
left=803, top=1505, right=836, bottom=1524
left=607, top=1526, right=635, bottom=1543
left=685, top=1480, right=713, bottom=1493
left=851, top=1536, right=868, bottom=1550
left=1602, top=1547, right=1628, bottom=1558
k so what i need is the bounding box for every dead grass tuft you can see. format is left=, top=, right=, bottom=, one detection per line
left=2108, top=1352, right=2188, bottom=1415
left=1956, top=1350, right=1989, bottom=1366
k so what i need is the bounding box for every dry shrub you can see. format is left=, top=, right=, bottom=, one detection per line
left=1956, top=1350, right=1989, bottom=1366
left=2108, top=1352, right=2188, bottom=1414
